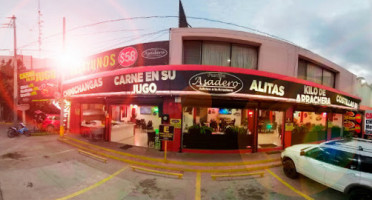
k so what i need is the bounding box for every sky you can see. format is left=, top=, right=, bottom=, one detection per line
left=0, top=0, right=371, bottom=81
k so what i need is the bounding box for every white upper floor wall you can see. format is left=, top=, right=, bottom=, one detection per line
left=169, top=28, right=357, bottom=96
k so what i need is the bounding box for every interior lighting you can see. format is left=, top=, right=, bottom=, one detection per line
left=266, top=123, right=273, bottom=130
left=248, top=111, right=253, bottom=117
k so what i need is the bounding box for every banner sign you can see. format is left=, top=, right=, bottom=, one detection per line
left=343, top=111, right=362, bottom=134
left=65, top=41, right=169, bottom=79
left=365, top=110, right=372, bottom=135
left=62, top=66, right=360, bottom=109
left=18, top=68, right=59, bottom=104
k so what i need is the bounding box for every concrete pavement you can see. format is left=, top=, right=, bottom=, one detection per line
left=0, top=124, right=348, bottom=200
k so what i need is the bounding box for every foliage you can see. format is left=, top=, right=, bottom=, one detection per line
left=187, top=124, right=213, bottom=135
left=224, top=126, right=249, bottom=135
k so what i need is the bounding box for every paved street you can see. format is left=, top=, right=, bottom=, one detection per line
left=0, top=125, right=348, bottom=200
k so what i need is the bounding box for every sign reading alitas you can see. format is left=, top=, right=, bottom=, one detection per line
left=65, top=41, right=169, bottom=79
left=62, top=65, right=360, bottom=109
left=18, top=68, right=59, bottom=104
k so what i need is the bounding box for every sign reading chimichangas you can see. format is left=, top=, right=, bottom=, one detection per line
left=62, top=65, right=360, bottom=109
left=65, top=41, right=169, bottom=79
left=18, top=68, right=59, bottom=104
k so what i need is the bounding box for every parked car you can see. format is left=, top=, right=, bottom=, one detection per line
left=281, top=138, right=372, bottom=200
left=42, top=114, right=60, bottom=132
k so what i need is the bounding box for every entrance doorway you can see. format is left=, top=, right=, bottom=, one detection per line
left=257, top=110, right=284, bottom=149
left=110, top=104, right=161, bottom=148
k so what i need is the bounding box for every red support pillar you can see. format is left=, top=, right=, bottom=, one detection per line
left=327, top=113, right=332, bottom=141
left=284, top=106, right=294, bottom=148
left=162, top=97, right=182, bottom=152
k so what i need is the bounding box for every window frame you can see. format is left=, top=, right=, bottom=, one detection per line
left=305, top=147, right=333, bottom=163
left=297, top=58, right=336, bottom=88
left=329, top=149, right=360, bottom=170
left=183, top=40, right=258, bottom=70
left=360, top=154, right=372, bottom=173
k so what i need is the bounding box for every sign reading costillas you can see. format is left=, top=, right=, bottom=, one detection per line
left=189, top=72, right=243, bottom=94
left=62, top=66, right=360, bottom=109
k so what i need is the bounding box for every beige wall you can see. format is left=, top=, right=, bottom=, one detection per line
left=355, top=78, right=372, bottom=107
left=169, top=28, right=357, bottom=95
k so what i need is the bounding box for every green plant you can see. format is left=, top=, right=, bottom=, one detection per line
left=224, top=126, right=240, bottom=135
left=200, top=126, right=213, bottom=134
left=238, top=127, right=248, bottom=135
left=309, top=125, right=325, bottom=134
left=342, top=128, right=353, bottom=140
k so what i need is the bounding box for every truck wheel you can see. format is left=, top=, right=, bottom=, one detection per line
left=283, top=158, right=298, bottom=179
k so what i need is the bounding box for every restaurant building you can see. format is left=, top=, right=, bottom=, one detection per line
left=63, top=28, right=361, bottom=153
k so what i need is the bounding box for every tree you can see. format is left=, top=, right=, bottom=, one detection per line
left=0, top=59, right=14, bottom=121
left=0, top=58, right=25, bottom=121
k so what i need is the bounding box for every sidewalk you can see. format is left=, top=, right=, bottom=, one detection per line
left=61, top=133, right=283, bottom=173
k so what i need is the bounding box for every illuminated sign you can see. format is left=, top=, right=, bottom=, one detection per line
left=189, top=72, right=243, bottom=94
left=365, top=110, right=372, bottom=135
left=65, top=41, right=169, bottom=79
left=18, top=68, right=58, bottom=104
left=62, top=66, right=360, bottom=109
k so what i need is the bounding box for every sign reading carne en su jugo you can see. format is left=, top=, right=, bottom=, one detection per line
left=18, top=68, right=59, bottom=104
left=65, top=41, right=169, bottom=79
left=62, top=67, right=360, bottom=109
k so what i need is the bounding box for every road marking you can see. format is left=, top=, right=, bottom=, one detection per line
left=195, top=172, right=201, bottom=200
left=266, top=169, right=314, bottom=200
left=56, top=166, right=128, bottom=200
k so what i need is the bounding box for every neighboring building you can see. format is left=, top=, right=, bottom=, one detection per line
left=60, top=28, right=366, bottom=153
left=0, top=55, right=57, bottom=122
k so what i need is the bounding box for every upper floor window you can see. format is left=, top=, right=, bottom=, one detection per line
left=183, top=40, right=258, bottom=69
left=298, top=58, right=336, bottom=88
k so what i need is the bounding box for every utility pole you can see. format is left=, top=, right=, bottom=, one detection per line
left=37, top=0, right=43, bottom=58
left=59, top=17, right=65, bottom=137
left=12, top=15, right=18, bottom=124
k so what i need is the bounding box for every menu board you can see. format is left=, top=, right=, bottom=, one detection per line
left=343, top=111, right=362, bottom=134
left=18, top=68, right=59, bottom=104
left=365, top=110, right=372, bottom=135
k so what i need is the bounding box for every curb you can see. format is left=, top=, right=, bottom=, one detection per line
left=63, top=135, right=281, bottom=166
left=59, top=137, right=282, bottom=173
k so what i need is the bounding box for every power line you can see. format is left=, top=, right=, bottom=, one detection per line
left=94, top=29, right=169, bottom=53
left=17, top=15, right=297, bottom=52
left=69, top=28, right=145, bottom=36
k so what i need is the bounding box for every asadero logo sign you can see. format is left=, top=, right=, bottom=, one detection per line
left=118, top=47, right=138, bottom=67
left=142, top=48, right=168, bottom=59
left=189, top=72, right=243, bottom=94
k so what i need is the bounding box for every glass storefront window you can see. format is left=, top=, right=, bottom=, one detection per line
left=110, top=105, right=160, bottom=148
left=330, top=113, right=343, bottom=139
left=292, top=111, right=327, bottom=145
left=182, top=107, right=254, bottom=150
left=257, top=110, right=283, bottom=148
left=81, top=103, right=106, bottom=140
